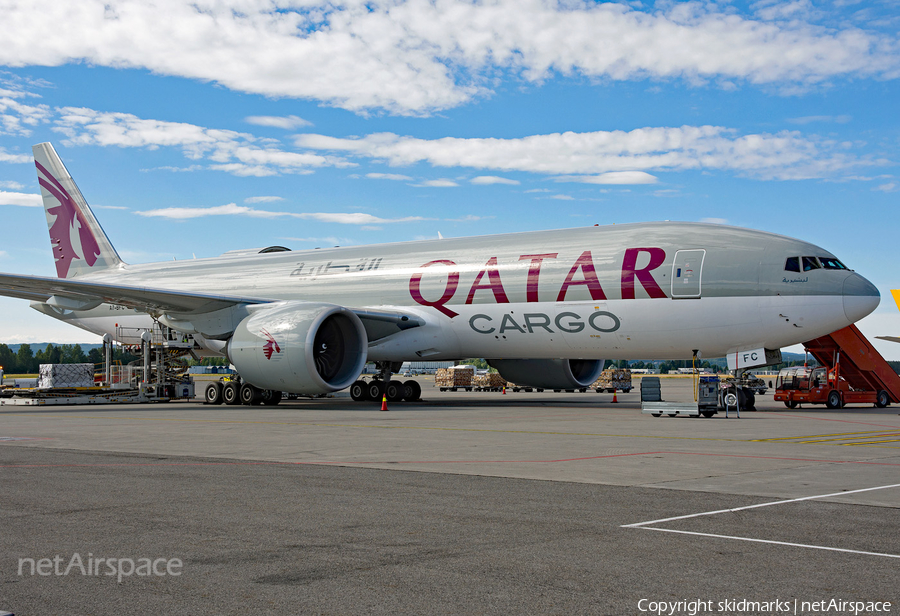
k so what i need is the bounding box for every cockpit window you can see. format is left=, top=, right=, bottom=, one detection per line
left=784, top=257, right=800, bottom=272
left=802, top=256, right=821, bottom=271
left=819, top=257, right=847, bottom=270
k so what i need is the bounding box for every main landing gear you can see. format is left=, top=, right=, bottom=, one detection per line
left=204, top=380, right=282, bottom=406
left=349, top=361, right=422, bottom=403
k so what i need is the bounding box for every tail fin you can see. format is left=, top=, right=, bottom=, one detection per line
left=33, top=142, right=123, bottom=279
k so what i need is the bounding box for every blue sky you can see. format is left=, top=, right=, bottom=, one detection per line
left=0, top=0, right=899, bottom=357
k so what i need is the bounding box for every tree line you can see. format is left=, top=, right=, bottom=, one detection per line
left=0, top=344, right=139, bottom=374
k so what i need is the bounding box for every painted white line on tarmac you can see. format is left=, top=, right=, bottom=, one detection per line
left=622, top=482, right=900, bottom=560
left=639, top=527, right=900, bottom=559
left=622, top=482, right=900, bottom=528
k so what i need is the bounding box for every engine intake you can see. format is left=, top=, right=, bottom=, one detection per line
left=488, top=359, right=604, bottom=390
left=227, top=302, right=367, bottom=394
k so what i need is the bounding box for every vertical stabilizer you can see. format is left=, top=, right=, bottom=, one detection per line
left=33, top=143, right=123, bottom=278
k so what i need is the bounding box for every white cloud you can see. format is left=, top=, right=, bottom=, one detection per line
left=245, top=115, right=312, bottom=130
left=93, top=205, right=129, bottom=210
left=550, top=194, right=575, bottom=200
left=0, top=181, right=24, bottom=190
left=0, top=1, right=895, bottom=115
left=297, top=126, right=875, bottom=180
left=554, top=171, right=658, bottom=185
left=50, top=107, right=352, bottom=176
left=470, top=175, right=519, bottom=185
left=366, top=172, right=414, bottom=181
left=415, top=179, right=459, bottom=187
left=0, top=148, right=32, bottom=164
left=0, top=96, right=51, bottom=135
left=0, top=190, right=41, bottom=207
left=135, top=203, right=426, bottom=224
left=245, top=196, right=285, bottom=203
left=875, top=182, right=898, bottom=192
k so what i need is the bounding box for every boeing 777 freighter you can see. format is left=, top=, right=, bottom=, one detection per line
left=0, top=143, right=880, bottom=403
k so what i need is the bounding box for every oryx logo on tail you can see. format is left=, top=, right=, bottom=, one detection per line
left=35, top=160, right=102, bottom=278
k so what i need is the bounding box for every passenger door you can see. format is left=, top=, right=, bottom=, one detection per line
left=671, top=249, right=706, bottom=298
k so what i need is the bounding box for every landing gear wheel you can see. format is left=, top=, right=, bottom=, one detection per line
left=826, top=390, right=842, bottom=409
left=403, top=380, right=422, bottom=401
left=784, top=400, right=798, bottom=409
left=262, top=390, right=282, bottom=406
left=876, top=390, right=890, bottom=408
left=742, top=389, right=756, bottom=411
left=386, top=380, right=404, bottom=402
left=223, top=382, right=241, bottom=405
left=350, top=380, right=367, bottom=401
left=204, top=382, right=223, bottom=405
left=700, top=410, right=716, bottom=418
left=367, top=381, right=383, bottom=402
left=240, top=383, right=263, bottom=406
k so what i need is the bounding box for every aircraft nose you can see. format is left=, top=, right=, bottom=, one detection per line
left=843, top=273, right=880, bottom=323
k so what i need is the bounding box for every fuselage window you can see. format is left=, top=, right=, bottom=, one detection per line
left=802, top=256, right=821, bottom=271
left=784, top=257, right=800, bottom=272
left=819, top=257, right=847, bottom=270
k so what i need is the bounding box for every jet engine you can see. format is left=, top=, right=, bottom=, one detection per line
left=227, top=301, right=367, bottom=395
left=487, top=359, right=604, bottom=390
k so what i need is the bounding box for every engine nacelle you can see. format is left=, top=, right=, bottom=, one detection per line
left=488, top=359, right=604, bottom=390
left=227, top=302, right=367, bottom=395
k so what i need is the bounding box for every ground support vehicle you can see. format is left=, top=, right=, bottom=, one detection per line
left=643, top=375, right=721, bottom=418
left=774, top=324, right=900, bottom=409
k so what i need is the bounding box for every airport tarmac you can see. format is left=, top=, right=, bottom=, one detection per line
left=1, top=378, right=898, bottom=615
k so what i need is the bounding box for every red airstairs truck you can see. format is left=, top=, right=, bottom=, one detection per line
left=774, top=324, right=900, bottom=409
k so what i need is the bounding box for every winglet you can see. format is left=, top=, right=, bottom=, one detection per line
left=33, top=143, right=124, bottom=279
left=891, top=290, right=900, bottom=312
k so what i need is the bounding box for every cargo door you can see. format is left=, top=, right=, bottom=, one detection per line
left=671, top=249, right=705, bottom=298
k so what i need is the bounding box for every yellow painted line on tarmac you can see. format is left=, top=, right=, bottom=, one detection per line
left=752, top=430, right=894, bottom=442
left=1, top=413, right=743, bottom=442
left=841, top=439, right=900, bottom=447
left=797, top=433, right=900, bottom=444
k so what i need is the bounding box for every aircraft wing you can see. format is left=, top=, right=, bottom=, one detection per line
left=0, top=271, right=265, bottom=314
left=0, top=271, right=424, bottom=338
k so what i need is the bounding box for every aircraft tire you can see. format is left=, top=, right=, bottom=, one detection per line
left=743, top=389, right=756, bottom=411
left=223, top=382, right=241, bottom=405
left=386, top=380, right=404, bottom=402
left=367, top=382, right=383, bottom=402
left=262, top=390, right=282, bottom=406
left=240, top=383, right=263, bottom=405
left=826, top=390, right=842, bottom=409
left=403, top=380, right=422, bottom=401
left=350, top=381, right=367, bottom=401
left=204, top=382, right=224, bottom=405
left=876, top=390, right=890, bottom=408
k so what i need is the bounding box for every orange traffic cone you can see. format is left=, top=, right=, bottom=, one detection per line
left=380, top=394, right=388, bottom=411
left=612, top=388, right=618, bottom=403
